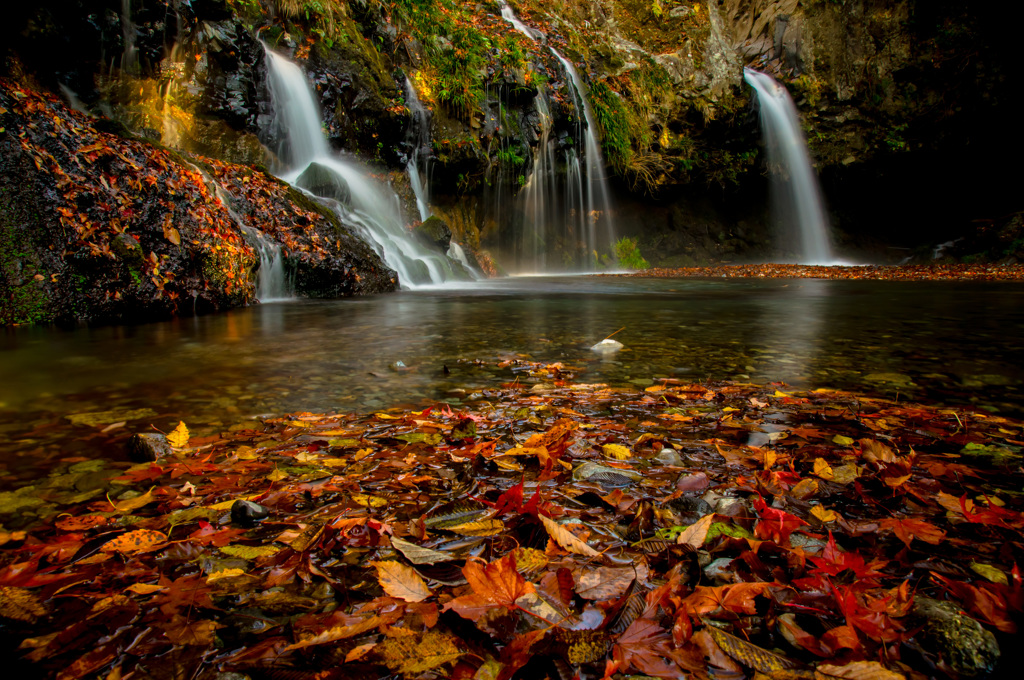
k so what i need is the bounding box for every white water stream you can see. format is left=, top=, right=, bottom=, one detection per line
left=264, top=49, right=468, bottom=286
left=744, top=68, right=833, bottom=264
left=497, top=2, right=616, bottom=270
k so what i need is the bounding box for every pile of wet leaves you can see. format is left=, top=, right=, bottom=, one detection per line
left=0, top=368, right=1022, bottom=679
left=614, top=264, right=1024, bottom=281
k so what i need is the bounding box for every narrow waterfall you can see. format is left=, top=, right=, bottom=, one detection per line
left=242, top=227, right=291, bottom=301
left=744, top=68, right=833, bottom=264
left=554, top=51, right=616, bottom=267
left=403, top=77, right=432, bottom=222
left=498, top=2, right=616, bottom=270
left=120, top=0, right=138, bottom=73
left=263, top=48, right=468, bottom=286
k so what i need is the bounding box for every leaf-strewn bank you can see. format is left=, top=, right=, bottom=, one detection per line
left=0, top=79, right=395, bottom=326
left=1, top=369, right=1021, bottom=679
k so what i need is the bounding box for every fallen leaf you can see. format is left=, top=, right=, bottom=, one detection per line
left=166, top=421, right=190, bottom=448
left=371, top=560, right=433, bottom=602
left=99, top=529, right=167, bottom=554
left=677, top=513, right=715, bottom=548
left=539, top=515, right=599, bottom=557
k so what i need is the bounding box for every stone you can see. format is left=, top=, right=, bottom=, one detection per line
left=913, top=597, right=999, bottom=677
left=295, top=162, right=351, bottom=205
left=413, top=215, right=452, bottom=252
left=126, top=433, right=172, bottom=462
left=230, top=499, right=269, bottom=526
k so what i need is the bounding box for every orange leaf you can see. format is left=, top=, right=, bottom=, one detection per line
left=99, top=530, right=167, bottom=554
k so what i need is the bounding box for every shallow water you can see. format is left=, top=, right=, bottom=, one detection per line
left=2, top=276, right=1023, bottom=441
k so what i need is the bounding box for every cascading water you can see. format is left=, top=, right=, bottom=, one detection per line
left=497, top=2, right=616, bottom=270
left=744, top=68, right=833, bottom=264
left=403, top=77, right=432, bottom=223
left=243, top=227, right=291, bottom=302
left=120, top=0, right=138, bottom=74
left=263, top=48, right=468, bottom=286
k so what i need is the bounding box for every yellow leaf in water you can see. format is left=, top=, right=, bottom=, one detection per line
left=294, top=451, right=318, bottom=464
left=832, top=435, right=855, bottom=446
left=813, top=458, right=834, bottom=480
left=353, top=448, right=373, bottom=461
left=167, top=421, right=190, bottom=448
left=789, top=478, right=819, bottom=500
left=601, top=444, right=632, bottom=460
left=234, top=446, right=258, bottom=460
left=266, top=466, right=288, bottom=482
left=124, top=583, right=165, bottom=595
left=206, top=568, right=247, bottom=584
left=208, top=494, right=261, bottom=510
left=773, top=390, right=791, bottom=398
left=351, top=493, right=387, bottom=508
left=370, top=560, right=432, bottom=602
left=810, top=505, right=839, bottom=523
left=446, top=519, right=505, bottom=537
left=111, top=487, right=156, bottom=513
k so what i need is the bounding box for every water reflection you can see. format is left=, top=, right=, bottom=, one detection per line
left=1, top=278, right=1022, bottom=423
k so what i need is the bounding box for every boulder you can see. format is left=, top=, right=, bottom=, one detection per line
left=414, top=215, right=452, bottom=252
left=295, top=162, right=351, bottom=205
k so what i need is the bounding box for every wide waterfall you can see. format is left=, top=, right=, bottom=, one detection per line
left=497, top=2, right=616, bottom=271
left=263, top=48, right=469, bottom=286
left=744, top=68, right=833, bottom=264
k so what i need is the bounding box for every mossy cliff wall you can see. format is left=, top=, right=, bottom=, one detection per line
left=1, top=0, right=1018, bottom=314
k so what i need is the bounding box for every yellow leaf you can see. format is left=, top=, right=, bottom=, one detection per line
left=370, top=560, right=433, bottom=602
left=813, top=458, right=834, bottom=480
left=810, top=505, right=839, bottom=523
left=351, top=493, right=387, bottom=508
left=208, top=494, right=261, bottom=510
left=111, top=487, right=156, bottom=513
left=762, top=450, right=778, bottom=470
left=294, top=451, right=318, bottom=464
left=446, top=519, right=505, bottom=536
left=832, top=435, right=855, bottom=446
left=234, top=446, right=258, bottom=460
left=644, top=385, right=665, bottom=392
left=206, top=568, right=247, bottom=584
left=124, top=583, right=165, bottom=595
left=789, top=478, right=819, bottom=500
left=677, top=513, right=716, bottom=548
left=773, top=390, right=791, bottom=398
left=539, top=515, right=599, bottom=556
left=167, top=421, right=190, bottom=448
left=601, top=443, right=631, bottom=460
left=266, top=466, right=288, bottom=482
left=969, top=562, right=1008, bottom=586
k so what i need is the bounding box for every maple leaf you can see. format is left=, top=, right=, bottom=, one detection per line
left=931, top=572, right=1020, bottom=633
left=679, top=582, right=771, bottom=616
left=612, top=616, right=678, bottom=677
left=444, top=553, right=535, bottom=623
left=809, top=532, right=887, bottom=580
left=752, top=495, right=807, bottom=545
left=877, top=517, right=945, bottom=547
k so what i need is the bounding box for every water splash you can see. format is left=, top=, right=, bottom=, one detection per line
left=744, top=68, right=832, bottom=264
left=263, top=48, right=469, bottom=286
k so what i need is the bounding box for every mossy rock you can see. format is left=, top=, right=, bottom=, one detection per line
left=414, top=216, right=452, bottom=253
left=295, top=162, right=351, bottom=206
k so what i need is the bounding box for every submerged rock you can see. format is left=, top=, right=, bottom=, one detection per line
left=230, top=500, right=269, bottom=527
left=913, top=597, right=1000, bottom=677
left=126, top=433, right=172, bottom=462
left=295, top=162, right=351, bottom=205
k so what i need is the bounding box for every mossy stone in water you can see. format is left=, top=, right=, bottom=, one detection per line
left=914, top=597, right=1000, bottom=677
left=295, top=162, right=350, bottom=205
left=414, top=216, right=452, bottom=252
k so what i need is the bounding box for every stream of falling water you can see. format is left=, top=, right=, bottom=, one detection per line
left=497, top=1, right=616, bottom=270
left=744, top=68, right=833, bottom=264
left=263, top=48, right=471, bottom=286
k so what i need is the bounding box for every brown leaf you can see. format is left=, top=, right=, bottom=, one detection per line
left=390, top=536, right=456, bottom=564
left=286, top=615, right=384, bottom=650
left=0, top=586, right=47, bottom=622
left=539, top=514, right=599, bottom=557
left=575, top=565, right=641, bottom=601
left=816, top=660, right=905, bottom=680
left=162, top=617, right=219, bottom=645
left=703, top=622, right=801, bottom=673
left=371, top=560, right=432, bottom=603
left=677, top=513, right=715, bottom=548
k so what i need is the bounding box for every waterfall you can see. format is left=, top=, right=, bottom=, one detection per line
left=403, top=77, right=432, bottom=222
left=243, top=227, right=292, bottom=302
left=497, top=2, right=616, bottom=270
left=263, top=48, right=469, bottom=286
left=744, top=68, right=833, bottom=264
left=554, top=51, right=616, bottom=268
left=121, top=0, right=138, bottom=74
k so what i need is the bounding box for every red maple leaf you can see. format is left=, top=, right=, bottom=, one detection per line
left=752, top=494, right=807, bottom=544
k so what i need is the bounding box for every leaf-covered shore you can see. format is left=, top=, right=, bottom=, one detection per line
left=1, top=363, right=1022, bottom=679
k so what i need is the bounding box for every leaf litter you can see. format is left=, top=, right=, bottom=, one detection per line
left=0, top=367, right=1022, bottom=679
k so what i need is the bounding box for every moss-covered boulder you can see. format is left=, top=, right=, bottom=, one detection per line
left=414, top=216, right=453, bottom=253
left=295, top=162, right=351, bottom=205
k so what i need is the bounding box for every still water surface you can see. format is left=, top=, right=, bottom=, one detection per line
left=3, top=277, right=1024, bottom=430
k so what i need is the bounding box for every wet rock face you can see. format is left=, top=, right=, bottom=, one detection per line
left=414, top=216, right=453, bottom=253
